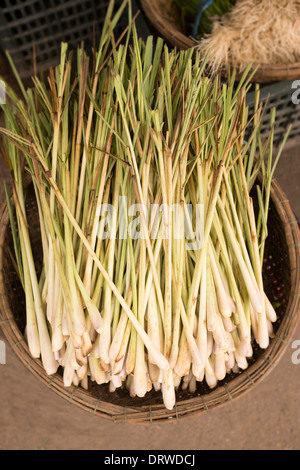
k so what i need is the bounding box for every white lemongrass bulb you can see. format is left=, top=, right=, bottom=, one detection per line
left=197, top=262, right=208, bottom=365
left=92, top=334, right=101, bottom=358
left=63, top=365, right=75, bottom=387
left=82, top=331, right=93, bottom=357
left=99, top=358, right=110, bottom=372
left=148, top=363, right=160, bottom=384
left=180, top=299, right=204, bottom=369
left=72, top=299, right=87, bottom=337
left=209, top=244, right=234, bottom=318
left=85, top=302, right=103, bottom=334
left=265, top=294, right=278, bottom=323
left=257, top=312, right=270, bottom=349
left=75, top=267, right=104, bottom=335
left=88, top=356, right=108, bottom=385
left=99, top=315, right=113, bottom=366
left=77, top=362, right=88, bottom=380
left=39, top=327, right=58, bottom=376
left=62, top=307, right=69, bottom=336
left=225, top=351, right=235, bottom=371
left=195, top=368, right=205, bottom=382
left=162, top=369, right=176, bottom=410
left=54, top=349, right=63, bottom=364
left=109, top=312, right=128, bottom=362
left=70, top=345, right=80, bottom=370
left=147, top=284, right=163, bottom=365
left=212, top=313, right=228, bottom=351
left=192, top=361, right=205, bottom=380
left=225, top=331, right=236, bottom=353
left=80, top=375, right=89, bottom=390
left=207, top=331, right=214, bottom=357
left=173, top=373, right=182, bottom=389
left=222, top=315, right=235, bottom=333
left=174, top=341, right=192, bottom=378
left=75, top=348, right=87, bottom=367
left=234, top=349, right=248, bottom=370
left=146, top=376, right=153, bottom=393
left=24, top=277, right=41, bottom=358
left=72, top=372, right=80, bottom=387
left=153, top=381, right=161, bottom=391
left=63, top=344, right=75, bottom=387
left=133, top=356, right=148, bottom=398
left=238, top=337, right=252, bottom=357
left=25, top=323, right=41, bottom=359
left=52, top=322, right=64, bottom=353
left=205, top=358, right=218, bottom=389
left=214, top=350, right=226, bottom=381
left=113, top=325, right=131, bottom=374
left=111, top=374, right=122, bottom=389
left=70, top=331, right=83, bottom=350
left=109, top=380, right=116, bottom=393
left=112, top=356, right=125, bottom=376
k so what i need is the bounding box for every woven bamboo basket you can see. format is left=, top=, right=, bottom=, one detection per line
left=0, top=176, right=299, bottom=424
left=139, top=0, right=300, bottom=84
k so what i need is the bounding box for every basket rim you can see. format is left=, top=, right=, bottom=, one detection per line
left=139, top=0, right=300, bottom=83
left=0, top=177, right=299, bottom=424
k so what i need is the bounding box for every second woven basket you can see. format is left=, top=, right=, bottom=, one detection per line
left=139, top=0, right=300, bottom=84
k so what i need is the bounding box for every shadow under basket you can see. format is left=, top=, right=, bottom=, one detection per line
left=0, top=178, right=299, bottom=424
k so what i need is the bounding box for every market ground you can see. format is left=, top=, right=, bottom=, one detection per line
left=0, top=48, right=299, bottom=451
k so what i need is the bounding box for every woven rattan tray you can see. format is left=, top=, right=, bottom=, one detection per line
left=139, top=0, right=300, bottom=84
left=0, top=177, right=299, bottom=423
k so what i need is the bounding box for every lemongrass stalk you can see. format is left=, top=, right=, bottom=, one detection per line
left=109, top=290, right=132, bottom=363
left=73, top=267, right=103, bottom=334
left=194, top=251, right=207, bottom=377
left=216, top=196, right=263, bottom=313
left=148, top=363, right=161, bottom=385
left=174, top=338, right=192, bottom=378
left=62, top=184, right=87, bottom=338
left=205, top=357, right=218, bottom=389
left=112, top=320, right=131, bottom=375
left=18, top=222, right=41, bottom=358
left=208, top=241, right=234, bottom=318
left=163, top=137, right=173, bottom=361
left=13, top=187, right=58, bottom=375
left=162, top=369, right=176, bottom=410
left=51, top=287, right=65, bottom=352
left=88, top=355, right=109, bottom=385
left=99, top=161, right=121, bottom=363
left=214, top=349, right=227, bottom=381
left=177, top=102, right=242, bottom=372
left=212, top=210, right=253, bottom=343
left=83, top=124, right=114, bottom=296
left=147, top=284, right=164, bottom=365
left=63, top=341, right=76, bottom=387
left=248, top=197, right=269, bottom=349
left=169, top=148, right=188, bottom=369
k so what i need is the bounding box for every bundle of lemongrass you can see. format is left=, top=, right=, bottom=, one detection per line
left=0, top=0, right=290, bottom=411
